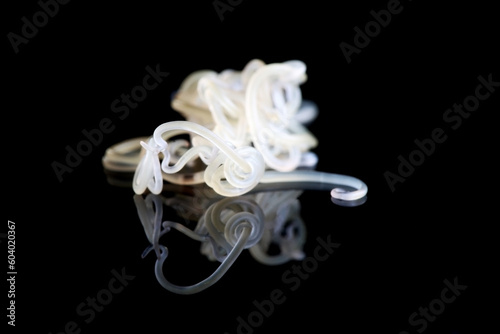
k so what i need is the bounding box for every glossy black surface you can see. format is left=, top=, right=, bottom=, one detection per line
left=5, top=1, right=498, bottom=333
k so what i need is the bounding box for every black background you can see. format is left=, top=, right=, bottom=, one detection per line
left=4, top=0, right=498, bottom=333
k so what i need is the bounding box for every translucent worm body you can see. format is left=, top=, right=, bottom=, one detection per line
left=115, top=59, right=367, bottom=201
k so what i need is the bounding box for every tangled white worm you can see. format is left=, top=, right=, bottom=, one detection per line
left=133, top=121, right=265, bottom=197
left=124, top=59, right=368, bottom=201
left=132, top=120, right=367, bottom=201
